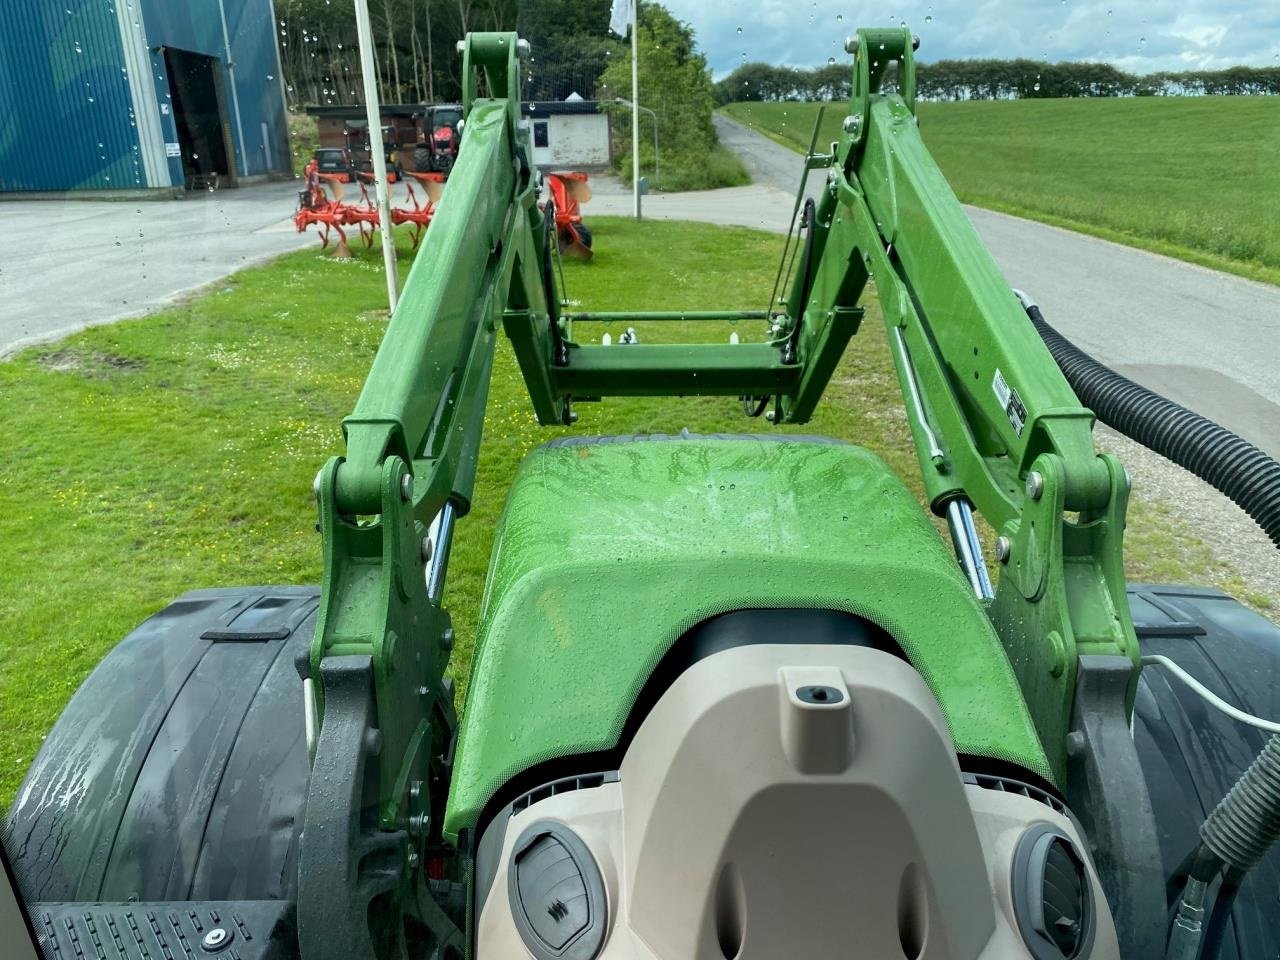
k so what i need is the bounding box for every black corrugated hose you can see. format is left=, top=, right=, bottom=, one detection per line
left=1021, top=296, right=1280, bottom=960
left=1022, top=300, right=1280, bottom=548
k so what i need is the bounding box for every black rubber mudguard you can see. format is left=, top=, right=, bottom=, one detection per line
left=3, top=587, right=317, bottom=906
left=4, top=581, right=1278, bottom=960
left=1129, top=583, right=1280, bottom=960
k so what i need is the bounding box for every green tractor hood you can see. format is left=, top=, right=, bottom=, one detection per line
left=444, top=434, right=1051, bottom=838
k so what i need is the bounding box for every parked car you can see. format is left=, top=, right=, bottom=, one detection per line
left=313, top=147, right=353, bottom=183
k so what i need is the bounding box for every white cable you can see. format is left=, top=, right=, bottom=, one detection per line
left=1142, top=655, right=1280, bottom=734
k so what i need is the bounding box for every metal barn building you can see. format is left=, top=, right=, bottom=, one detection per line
left=0, top=0, right=291, bottom=195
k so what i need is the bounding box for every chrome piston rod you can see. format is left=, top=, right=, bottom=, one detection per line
left=945, top=498, right=994, bottom=600
left=426, top=501, right=457, bottom=604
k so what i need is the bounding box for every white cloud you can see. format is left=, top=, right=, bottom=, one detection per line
left=658, top=0, right=1280, bottom=76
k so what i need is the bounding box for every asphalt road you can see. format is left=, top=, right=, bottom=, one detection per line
left=0, top=180, right=313, bottom=358
left=715, top=114, right=1280, bottom=457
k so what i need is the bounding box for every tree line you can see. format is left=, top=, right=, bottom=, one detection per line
left=716, top=59, right=1280, bottom=104
left=274, top=0, right=516, bottom=109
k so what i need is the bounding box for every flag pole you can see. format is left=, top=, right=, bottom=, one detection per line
left=630, top=0, right=640, bottom=219
left=354, top=0, right=399, bottom=311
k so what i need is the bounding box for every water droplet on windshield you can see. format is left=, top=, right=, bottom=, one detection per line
left=827, top=57, right=836, bottom=65
left=74, top=41, right=83, bottom=53
left=835, top=13, right=843, bottom=22
left=736, top=25, right=742, bottom=34
left=925, top=14, right=933, bottom=23
left=1033, top=82, right=1041, bottom=91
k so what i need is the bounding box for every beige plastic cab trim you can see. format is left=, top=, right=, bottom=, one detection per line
left=476, top=644, right=1120, bottom=959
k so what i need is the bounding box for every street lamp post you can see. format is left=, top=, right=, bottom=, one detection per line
left=615, top=97, right=659, bottom=185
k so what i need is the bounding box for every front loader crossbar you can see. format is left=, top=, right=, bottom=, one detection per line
left=562, top=310, right=771, bottom=323
left=553, top=343, right=800, bottom=397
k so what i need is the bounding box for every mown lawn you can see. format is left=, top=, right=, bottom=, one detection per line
left=0, top=217, right=1265, bottom=805
left=723, top=97, right=1280, bottom=285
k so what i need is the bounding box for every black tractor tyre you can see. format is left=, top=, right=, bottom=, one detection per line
left=1129, top=584, right=1280, bottom=960
left=413, top=146, right=433, bottom=174
left=3, top=587, right=316, bottom=905
left=574, top=221, right=593, bottom=249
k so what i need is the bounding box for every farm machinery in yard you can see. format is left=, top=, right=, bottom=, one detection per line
left=8, top=27, right=1280, bottom=960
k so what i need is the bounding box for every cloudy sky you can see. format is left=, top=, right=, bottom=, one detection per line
left=655, top=0, right=1280, bottom=76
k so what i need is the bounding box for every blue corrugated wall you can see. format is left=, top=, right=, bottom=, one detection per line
left=0, top=2, right=146, bottom=191
left=141, top=0, right=290, bottom=179
left=0, top=0, right=289, bottom=193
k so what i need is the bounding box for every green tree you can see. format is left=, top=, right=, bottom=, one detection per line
left=599, top=3, right=745, bottom=189
left=518, top=0, right=616, bottom=101
left=275, top=0, right=516, bottom=107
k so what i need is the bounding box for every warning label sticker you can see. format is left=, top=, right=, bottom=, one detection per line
left=993, top=368, right=1027, bottom=437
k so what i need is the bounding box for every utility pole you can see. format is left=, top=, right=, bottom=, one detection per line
left=616, top=98, right=658, bottom=183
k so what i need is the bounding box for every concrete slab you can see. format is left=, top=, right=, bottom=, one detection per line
left=0, top=180, right=315, bottom=357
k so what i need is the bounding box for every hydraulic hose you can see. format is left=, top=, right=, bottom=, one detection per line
left=1018, top=294, right=1280, bottom=960
left=1017, top=296, right=1280, bottom=548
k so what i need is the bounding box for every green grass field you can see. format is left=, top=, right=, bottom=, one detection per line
left=723, top=97, right=1280, bottom=285
left=0, top=219, right=1266, bottom=805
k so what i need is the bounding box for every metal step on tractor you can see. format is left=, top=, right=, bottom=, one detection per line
left=6, top=28, right=1280, bottom=960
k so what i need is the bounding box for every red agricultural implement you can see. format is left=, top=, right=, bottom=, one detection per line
left=544, top=170, right=594, bottom=260
left=294, top=156, right=445, bottom=257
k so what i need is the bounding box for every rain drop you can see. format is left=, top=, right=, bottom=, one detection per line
left=925, top=14, right=933, bottom=23
left=835, top=13, right=843, bottom=22
left=827, top=57, right=836, bottom=65
left=1033, top=82, right=1041, bottom=91
left=736, top=25, right=742, bottom=34
left=74, top=40, right=83, bottom=53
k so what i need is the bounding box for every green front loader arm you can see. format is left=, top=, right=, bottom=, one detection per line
left=781, top=27, right=1138, bottom=779
left=310, top=33, right=556, bottom=829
